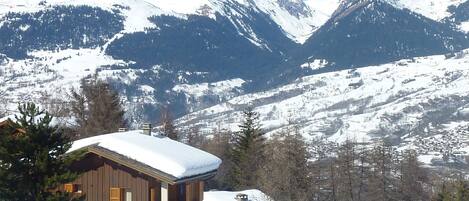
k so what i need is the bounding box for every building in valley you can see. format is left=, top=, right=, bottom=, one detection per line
left=64, top=128, right=222, bottom=201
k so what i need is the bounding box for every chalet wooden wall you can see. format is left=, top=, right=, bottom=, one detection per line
left=63, top=153, right=161, bottom=201
left=59, top=153, right=205, bottom=201
left=185, top=182, right=203, bottom=201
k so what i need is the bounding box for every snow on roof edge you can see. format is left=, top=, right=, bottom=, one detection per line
left=69, top=130, right=222, bottom=179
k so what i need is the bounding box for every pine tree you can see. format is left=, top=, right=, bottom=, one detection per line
left=0, top=103, right=83, bottom=201
left=231, top=107, right=266, bottom=189
left=70, top=78, right=126, bottom=139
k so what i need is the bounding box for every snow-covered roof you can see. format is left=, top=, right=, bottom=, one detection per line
left=69, top=130, right=221, bottom=179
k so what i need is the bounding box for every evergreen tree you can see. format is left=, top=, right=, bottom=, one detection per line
left=230, top=107, right=266, bottom=189
left=70, top=78, right=126, bottom=139
left=0, top=103, right=83, bottom=201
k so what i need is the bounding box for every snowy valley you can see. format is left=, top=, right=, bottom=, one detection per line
left=0, top=0, right=469, bottom=174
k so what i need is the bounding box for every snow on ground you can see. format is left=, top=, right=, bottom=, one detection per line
left=144, top=0, right=210, bottom=15
left=173, top=78, right=245, bottom=99
left=69, top=130, right=222, bottom=179
left=0, top=48, right=130, bottom=112
left=460, top=21, right=469, bottom=33
left=305, top=0, right=342, bottom=16
left=205, top=189, right=270, bottom=201
left=300, top=59, right=329, bottom=70
left=177, top=49, right=469, bottom=154
left=392, top=0, right=467, bottom=21
left=139, top=85, right=156, bottom=94
left=0, top=0, right=171, bottom=33
left=251, top=0, right=341, bottom=43
left=418, top=154, right=441, bottom=165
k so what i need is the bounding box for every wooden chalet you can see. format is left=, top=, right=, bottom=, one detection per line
left=0, top=118, right=25, bottom=136
left=63, top=128, right=222, bottom=201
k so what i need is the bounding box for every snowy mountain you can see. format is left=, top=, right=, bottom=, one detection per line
left=176, top=49, right=469, bottom=169
left=300, top=0, right=469, bottom=69
left=0, top=0, right=468, bottom=139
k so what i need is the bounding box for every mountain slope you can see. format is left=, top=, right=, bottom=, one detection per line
left=448, top=0, right=469, bottom=32
left=0, top=5, right=123, bottom=59
left=105, top=6, right=297, bottom=78
left=0, top=0, right=304, bottom=120
left=392, top=0, right=467, bottom=21
left=176, top=49, right=469, bottom=168
left=300, top=0, right=469, bottom=69
left=0, top=0, right=468, bottom=125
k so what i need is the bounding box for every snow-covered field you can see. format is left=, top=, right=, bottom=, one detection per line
left=392, top=0, right=467, bottom=21
left=0, top=48, right=130, bottom=112
left=460, top=21, right=469, bottom=33
left=205, top=189, right=270, bottom=201
left=177, top=49, right=469, bottom=166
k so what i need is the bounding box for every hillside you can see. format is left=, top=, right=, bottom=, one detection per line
left=177, top=49, right=469, bottom=169
left=0, top=1, right=468, bottom=168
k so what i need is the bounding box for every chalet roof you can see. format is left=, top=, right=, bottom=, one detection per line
left=0, top=119, right=26, bottom=135
left=68, top=130, right=222, bottom=183
left=0, top=119, right=11, bottom=127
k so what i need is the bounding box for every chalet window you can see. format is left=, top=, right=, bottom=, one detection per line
left=64, top=184, right=74, bottom=193
left=64, top=184, right=81, bottom=193
left=125, top=190, right=132, bottom=201
left=110, top=188, right=123, bottom=201
left=76, top=184, right=82, bottom=193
